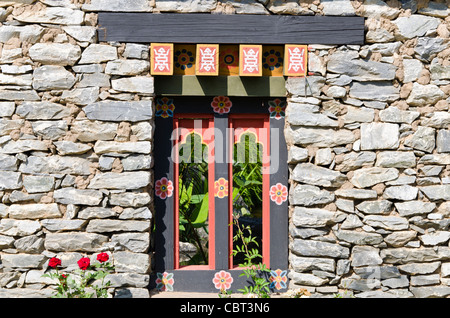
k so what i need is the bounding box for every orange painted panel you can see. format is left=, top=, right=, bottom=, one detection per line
left=262, top=46, right=284, bottom=77
left=219, top=45, right=239, bottom=76
left=239, top=44, right=262, bottom=77
left=196, top=44, right=219, bottom=76
left=151, top=43, right=173, bottom=75
left=174, top=44, right=196, bottom=75
left=284, top=44, right=307, bottom=77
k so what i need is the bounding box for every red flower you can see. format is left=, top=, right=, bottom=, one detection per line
left=97, top=253, right=109, bottom=263
left=211, top=96, right=232, bottom=114
left=77, top=257, right=90, bottom=271
left=48, top=257, right=61, bottom=269
left=59, top=273, right=67, bottom=282
left=155, top=177, right=174, bottom=200
left=269, top=183, right=288, bottom=205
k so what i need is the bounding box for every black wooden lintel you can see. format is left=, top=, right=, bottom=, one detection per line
left=98, top=13, right=365, bottom=45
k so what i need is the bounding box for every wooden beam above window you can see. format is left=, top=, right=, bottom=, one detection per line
left=98, top=13, right=365, bottom=45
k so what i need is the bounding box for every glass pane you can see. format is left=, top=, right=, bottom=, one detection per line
left=178, top=132, right=209, bottom=266
left=232, top=131, right=263, bottom=266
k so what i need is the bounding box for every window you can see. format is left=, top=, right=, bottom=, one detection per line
left=173, top=116, right=214, bottom=269
left=152, top=97, right=288, bottom=292
left=229, top=115, right=270, bottom=269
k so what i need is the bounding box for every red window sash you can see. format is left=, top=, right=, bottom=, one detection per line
left=173, top=115, right=215, bottom=270
left=173, top=113, right=270, bottom=270
left=228, top=114, right=270, bottom=269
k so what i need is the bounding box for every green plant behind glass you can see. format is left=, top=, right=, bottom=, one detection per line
left=232, top=133, right=263, bottom=215
left=232, top=214, right=271, bottom=298
left=232, top=133, right=270, bottom=298
left=178, top=132, right=209, bottom=265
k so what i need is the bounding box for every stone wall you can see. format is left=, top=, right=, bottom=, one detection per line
left=284, top=0, right=450, bottom=298
left=0, top=0, right=154, bottom=298
left=0, top=0, right=448, bottom=298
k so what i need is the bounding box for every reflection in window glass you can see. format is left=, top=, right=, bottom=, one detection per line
left=178, top=132, right=209, bottom=266
left=232, top=132, right=263, bottom=266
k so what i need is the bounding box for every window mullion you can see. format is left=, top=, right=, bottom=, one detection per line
left=213, top=114, right=230, bottom=270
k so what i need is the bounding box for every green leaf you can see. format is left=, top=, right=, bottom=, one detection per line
left=189, top=194, right=205, bottom=204
left=179, top=180, right=194, bottom=204
left=189, top=193, right=209, bottom=227
left=232, top=187, right=242, bottom=204
left=234, top=175, right=246, bottom=188
left=95, top=271, right=108, bottom=280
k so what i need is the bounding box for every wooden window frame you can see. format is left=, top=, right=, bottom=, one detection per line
left=173, top=114, right=215, bottom=270
left=152, top=97, right=288, bottom=293
left=227, top=114, right=271, bottom=269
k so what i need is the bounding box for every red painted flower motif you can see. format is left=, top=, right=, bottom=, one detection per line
left=156, top=272, right=174, bottom=292
left=219, top=48, right=239, bottom=70
left=155, top=177, right=174, bottom=200
left=269, top=183, right=288, bottom=205
left=213, top=270, right=233, bottom=291
left=211, top=96, right=232, bottom=114
left=214, top=178, right=228, bottom=198
left=268, top=98, right=286, bottom=119
left=270, top=269, right=288, bottom=290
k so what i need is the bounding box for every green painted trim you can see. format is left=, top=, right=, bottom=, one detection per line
left=155, top=75, right=286, bottom=97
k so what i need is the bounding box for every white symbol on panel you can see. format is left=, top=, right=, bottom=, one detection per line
left=288, top=47, right=305, bottom=72
left=154, top=47, right=170, bottom=71
left=243, top=49, right=259, bottom=73
left=200, top=48, right=216, bottom=72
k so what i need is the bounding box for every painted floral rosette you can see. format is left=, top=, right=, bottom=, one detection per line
left=211, top=96, right=232, bottom=114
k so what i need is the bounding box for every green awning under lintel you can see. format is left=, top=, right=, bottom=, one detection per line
left=154, top=75, right=287, bottom=97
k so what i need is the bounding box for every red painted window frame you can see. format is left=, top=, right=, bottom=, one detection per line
left=228, top=114, right=271, bottom=269
left=173, top=114, right=215, bottom=270
left=172, top=113, right=271, bottom=271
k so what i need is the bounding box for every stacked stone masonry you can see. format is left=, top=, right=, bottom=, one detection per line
left=0, top=0, right=448, bottom=298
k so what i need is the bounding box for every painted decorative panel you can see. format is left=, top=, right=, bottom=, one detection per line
left=196, top=44, right=219, bottom=76
left=284, top=44, right=307, bottom=77
left=239, top=44, right=262, bottom=77
left=155, top=177, right=174, bottom=199
left=219, top=45, right=239, bottom=76
left=174, top=44, right=196, bottom=75
left=262, top=46, right=284, bottom=77
left=212, top=270, right=233, bottom=291
left=151, top=43, right=173, bottom=75
left=150, top=43, right=308, bottom=78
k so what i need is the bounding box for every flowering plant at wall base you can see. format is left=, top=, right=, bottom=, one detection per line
left=42, top=253, right=114, bottom=298
left=232, top=214, right=271, bottom=298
